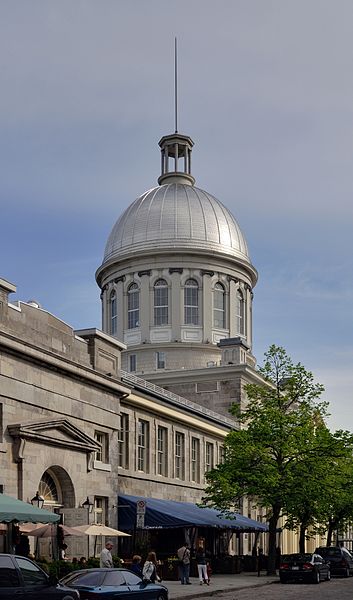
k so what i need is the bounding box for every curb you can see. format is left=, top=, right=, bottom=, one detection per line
left=170, top=579, right=277, bottom=599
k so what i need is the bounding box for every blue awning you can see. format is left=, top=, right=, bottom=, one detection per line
left=118, top=494, right=268, bottom=532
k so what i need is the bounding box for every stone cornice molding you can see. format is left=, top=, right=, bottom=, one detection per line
left=8, top=418, right=101, bottom=462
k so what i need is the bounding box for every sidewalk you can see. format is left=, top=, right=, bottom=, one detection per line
left=164, top=572, right=278, bottom=599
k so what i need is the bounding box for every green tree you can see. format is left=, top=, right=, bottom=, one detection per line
left=202, top=345, right=326, bottom=574
left=283, top=425, right=353, bottom=552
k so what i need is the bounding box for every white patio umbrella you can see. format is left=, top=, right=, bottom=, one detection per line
left=71, top=524, right=130, bottom=537
left=70, top=523, right=130, bottom=557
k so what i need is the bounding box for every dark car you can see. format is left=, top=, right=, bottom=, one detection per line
left=315, top=546, right=353, bottom=577
left=60, top=568, right=168, bottom=600
left=279, top=552, right=330, bottom=584
left=0, top=553, right=79, bottom=600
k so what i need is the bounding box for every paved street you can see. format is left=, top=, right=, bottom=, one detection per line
left=166, top=573, right=353, bottom=599
left=197, top=578, right=353, bottom=600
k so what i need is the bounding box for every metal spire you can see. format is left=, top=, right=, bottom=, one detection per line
left=174, top=37, right=178, bottom=133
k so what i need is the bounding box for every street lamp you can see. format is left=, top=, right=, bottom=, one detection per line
left=82, top=497, right=94, bottom=516
left=31, top=491, right=44, bottom=509
left=82, top=496, right=94, bottom=559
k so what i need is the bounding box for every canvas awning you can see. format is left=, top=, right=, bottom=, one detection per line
left=0, top=493, right=60, bottom=524
left=118, top=494, right=268, bottom=532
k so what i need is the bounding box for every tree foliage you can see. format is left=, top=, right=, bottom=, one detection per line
left=202, top=345, right=353, bottom=574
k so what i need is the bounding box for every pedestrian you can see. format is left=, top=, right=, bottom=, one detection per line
left=195, top=545, right=209, bottom=585
left=142, top=551, right=160, bottom=583
left=177, top=542, right=191, bottom=585
left=100, top=541, right=114, bottom=568
left=79, top=556, right=87, bottom=568
left=130, top=554, right=143, bottom=576
left=257, top=547, right=264, bottom=577
left=59, top=543, right=68, bottom=561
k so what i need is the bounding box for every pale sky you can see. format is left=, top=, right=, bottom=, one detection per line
left=1, top=1, right=352, bottom=431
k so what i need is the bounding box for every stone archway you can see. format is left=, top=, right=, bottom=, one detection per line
left=38, top=465, right=75, bottom=509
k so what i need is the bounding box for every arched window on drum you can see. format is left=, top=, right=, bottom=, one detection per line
left=128, top=283, right=140, bottom=329
left=214, top=282, right=225, bottom=329
left=235, top=289, right=245, bottom=336
left=109, top=290, right=117, bottom=335
left=154, top=279, right=168, bottom=325
left=184, top=279, right=199, bottom=325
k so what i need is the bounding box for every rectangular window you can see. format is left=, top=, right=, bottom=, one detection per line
left=118, top=413, right=129, bottom=469
left=95, top=431, right=109, bottom=463
left=191, top=437, right=200, bottom=483
left=137, top=420, right=149, bottom=472
left=205, top=442, right=214, bottom=472
left=0, top=403, right=2, bottom=443
left=156, top=351, right=166, bottom=369
left=94, top=497, right=107, bottom=555
left=129, top=354, right=137, bottom=372
left=157, top=426, right=168, bottom=476
left=175, top=432, right=185, bottom=480
left=219, top=445, right=225, bottom=464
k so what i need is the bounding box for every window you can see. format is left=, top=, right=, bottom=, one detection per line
left=175, top=432, right=185, bottom=480
left=38, top=471, right=58, bottom=504
left=191, top=437, right=200, bottom=483
left=214, top=283, right=225, bottom=328
left=129, top=354, right=136, bottom=372
left=15, top=557, right=48, bottom=586
left=0, top=556, right=20, bottom=587
left=235, top=289, right=245, bottom=336
left=205, top=442, right=214, bottom=472
left=156, top=351, right=166, bottom=369
left=219, top=445, right=225, bottom=464
left=95, top=431, right=109, bottom=463
left=184, top=279, right=199, bottom=325
left=109, top=290, right=117, bottom=335
left=157, top=426, right=168, bottom=476
left=94, top=497, right=107, bottom=555
left=154, top=279, right=168, bottom=325
left=118, top=414, right=129, bottom=469
left=127, top=283, right=140, bottom=329
left=137, top=420, right=149, bottom=472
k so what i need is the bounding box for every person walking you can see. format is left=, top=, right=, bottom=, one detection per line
left=142, top=551, right=160, bottom=583
left=100, top=541, right=114, bottom=568
left=195, top=546, right=209, bottom=585
left=130, top=555, right=143, bottom=576
left=177, top=543, right=191, bottom=584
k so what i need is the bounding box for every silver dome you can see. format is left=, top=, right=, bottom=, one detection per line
left=103, top=183, right=250, bottom=264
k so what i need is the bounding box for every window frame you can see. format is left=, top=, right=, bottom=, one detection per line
left=156, top=351, right=166, bottom=369
left=191, top=437, right=200, bottom=483
left=205, top=441, right=214, bottom=472
left=235, top=289, right=245, bottom=336
left=127, top=283, right=140, bottom=329
left=94, top=431, right=109, bottom=464
left=109, top=289, right=118, bottom=335
left=154, top=279, right=169, bottom=326
left=214, top=282, right=226, bottom=329
left=118, top=414, right=129, bottom=469
left=157, top=425, right=168, bottom=477
left=137, top=419, right=150, bottom=473
left=184, top=278, right=199, bottom=325
left=175, top=431, right=185, bottom=480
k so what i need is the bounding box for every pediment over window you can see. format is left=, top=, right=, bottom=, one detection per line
left=7, top=418, right=101, bottom=454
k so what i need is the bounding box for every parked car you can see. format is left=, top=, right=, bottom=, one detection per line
left=279, top=552, right=330, bottom=584
left=60, top=568, right=168, bottom=600
left=0, top=553, right=79, bottom=599
left=314, top=546, right=353, bottom=577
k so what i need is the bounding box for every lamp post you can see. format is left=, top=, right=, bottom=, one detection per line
left=31, top=491, right=44, bottom=509
left=31, top=492, right=44, bottom=557
left=82, top=496, right=94, bottom=559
